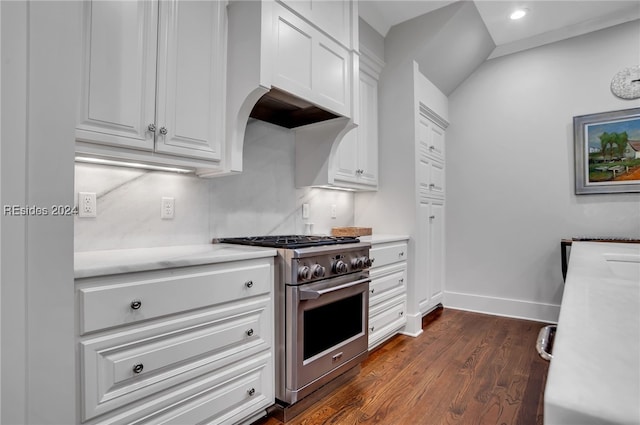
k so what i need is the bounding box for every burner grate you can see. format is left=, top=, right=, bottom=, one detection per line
left=216, top=235, right=360, bottom=249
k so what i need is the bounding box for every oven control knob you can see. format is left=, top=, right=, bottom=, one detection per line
left=363, top=256, right=372, bottom=268
left=311, top=264, right=326, bottom=278
left=298, top=265, right=312, bottom=281
left=351, top=257, right=365, bottom=269
left=333, top=260, right=348, bottom=274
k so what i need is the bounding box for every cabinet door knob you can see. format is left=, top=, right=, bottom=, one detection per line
left=248, top=388, right=256, bottom=396
left=159, top=127, right=168, bottom=135
left=246, top=328, right=254, bottom=337
left=399, top=311, right=404, bottom=316
left=370, top=288, right=375, bottom=294
left=147, top=123, right=156, bottom=133
left=132, top=363, right=144, bottom=374
left=130, top=299, right=142, bottom=310
left=399, top=278, right=404, bottom=283
left=370, top=326, right=375, bottom=332
left=399, top=251, right=404, bottom=257
left=429, top=215, right=436, bottom=220
left=245, top=280, right=254, bottom=288
left=429, top=145, right=435, bottom=151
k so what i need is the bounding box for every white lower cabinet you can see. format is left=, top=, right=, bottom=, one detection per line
left=367, top=239, right=409, bottom=350
left=75, top=258, right=274, bottom=425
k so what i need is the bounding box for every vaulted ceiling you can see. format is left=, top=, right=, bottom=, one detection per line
left=359, top=0, right=640, bottom=95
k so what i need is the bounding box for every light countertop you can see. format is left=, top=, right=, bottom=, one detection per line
left=75, top=244, right=277, bottom=279
left=544, top=242, right=640, bottom=425
left=359, top=234, right=410, bottom=244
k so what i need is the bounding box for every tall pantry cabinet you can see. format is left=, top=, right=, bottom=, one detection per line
left=355, top=61, right=448, bottom=336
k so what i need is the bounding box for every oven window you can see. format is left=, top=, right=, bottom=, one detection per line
left=303, top=293, right=363, bottom=360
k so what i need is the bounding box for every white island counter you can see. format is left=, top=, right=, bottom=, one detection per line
left=545, top=242, right=640, bottom=425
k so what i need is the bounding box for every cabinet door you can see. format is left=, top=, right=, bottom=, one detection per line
left=76, top=0, right=157, bottom=150
left=428, top=201, right=445, bottom=304
left=418, top=200, right=445, bottom=313
left=334, top=129, right=359, bottom=182
left=154, top=0, right=225, bottom=161
left=357, top=72, right=379, bottom=186
left=417, top=203, right=431, bottom=312
left=418, top=113, right=445, bottom=163
left=333, top=71, right=378, bottom=188
left=418, top=155, right=445, bottom=200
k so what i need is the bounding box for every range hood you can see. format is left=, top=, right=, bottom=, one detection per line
left=225, top=0, right=358, bottom=187
left=249, top=87, right=340, bottom=129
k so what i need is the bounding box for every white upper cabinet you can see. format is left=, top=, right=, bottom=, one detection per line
left=76, top=1, right=157, bottom=151
left=154, top=0, right=226, bottom=160
left=76, top=0, right=227, bottom=174
left=333, top=49, right=384, bottom=190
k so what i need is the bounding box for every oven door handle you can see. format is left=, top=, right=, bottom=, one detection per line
left=298, top=277, right=371, bottom=300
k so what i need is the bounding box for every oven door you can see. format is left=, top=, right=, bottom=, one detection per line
left=286, top=273, right=369, bottom=402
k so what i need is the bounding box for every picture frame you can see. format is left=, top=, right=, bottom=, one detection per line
left=574, top=107, right=640, bottom=194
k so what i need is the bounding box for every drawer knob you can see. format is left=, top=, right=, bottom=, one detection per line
left=132, top=363, right=144, bottom=374
left=399, top=278, right=404, bottom=283
left=400, top=311, right=404, bottom=316
left=370, top=258, right=375, bottom=264
left=370, top=288, right=375, bottom=294
left=245, top=280, right=254, bottom=288
left=246, top=328, right=254, bottom=337
left=370, top=326, right=375, bottom=332
left=248, top=388, right=256, bottom=396
left=399, top=251, right=405, bottom=257
left=130, top=299, right=142, bottom=310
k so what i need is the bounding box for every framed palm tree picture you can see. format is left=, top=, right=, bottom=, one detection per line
left=574, top=107, right=640, bottom=194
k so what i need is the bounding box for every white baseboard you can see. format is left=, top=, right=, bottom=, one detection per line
left=399, top=312, right=423, bottom=337
left=443, top=291, right=560, bottom=323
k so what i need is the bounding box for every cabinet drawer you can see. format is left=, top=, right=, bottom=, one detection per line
left=136, top=354, right=272, bottom=425
left=78, top=260, right=272, bottom=334
left=91, top=352, right=273, bottom=425
left=81, top=296, right=272, bottom=421
left=370, top=242, right=408, bottom=268
left=369, top=266, right=406, bottom=307
left=369, top=296, right=406, bottom=349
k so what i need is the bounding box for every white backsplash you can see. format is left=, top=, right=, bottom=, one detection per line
left=74, top=119, right=355, bottom=252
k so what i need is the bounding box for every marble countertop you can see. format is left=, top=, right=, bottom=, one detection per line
left=544, top=242, right=640, bottom=425
left=75, top=244, right=277, bottom=279
left=359, top=234, right=410, bottom=244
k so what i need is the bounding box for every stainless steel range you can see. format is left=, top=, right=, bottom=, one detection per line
left=217, top=235, right=371, bottom=408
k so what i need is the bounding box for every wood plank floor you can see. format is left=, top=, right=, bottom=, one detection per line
left=255, top=308, right=550, bottom=425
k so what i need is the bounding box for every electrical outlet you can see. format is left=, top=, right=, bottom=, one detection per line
left=78, top=192, right=97, bottom=218
left=161, top=197, right=175, bottom=219
left=302, top=203, right=310, bottom=219
left=331, top=204, right=337, bottom=219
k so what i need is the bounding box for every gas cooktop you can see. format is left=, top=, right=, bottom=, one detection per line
left=215, top=235, right=360, bottom=249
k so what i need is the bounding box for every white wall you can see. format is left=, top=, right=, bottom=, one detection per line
left=446, top=21, right=640, bottom=322
left=75, top=119, right=355, bottom=251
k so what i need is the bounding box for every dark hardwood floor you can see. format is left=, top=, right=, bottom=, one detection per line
left=256, top=308, right=549, bottom=425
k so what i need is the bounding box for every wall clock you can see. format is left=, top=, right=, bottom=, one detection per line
left=610, top=66, right=640, bottom=99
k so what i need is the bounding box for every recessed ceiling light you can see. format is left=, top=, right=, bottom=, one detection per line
left=510, top=8, right=528, bottom=20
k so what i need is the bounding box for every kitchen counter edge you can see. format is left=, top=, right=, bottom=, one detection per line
left=74, top=244, right=278, bottom=279
left=359, top=234, right=410, bottom=244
